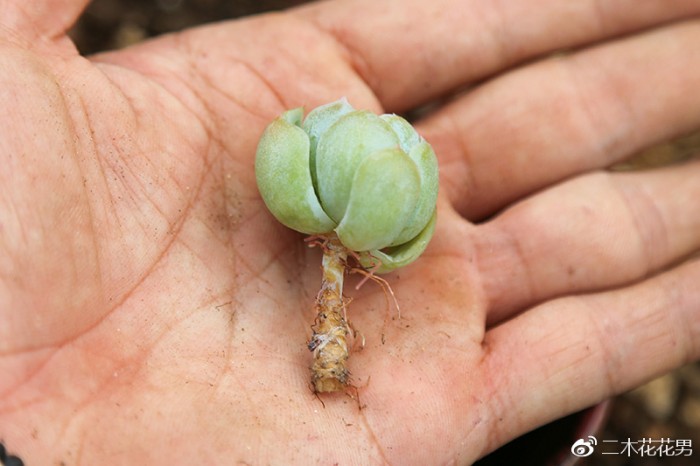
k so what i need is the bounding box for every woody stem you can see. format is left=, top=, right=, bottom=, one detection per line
left=309, top=234, right=350, bottom=393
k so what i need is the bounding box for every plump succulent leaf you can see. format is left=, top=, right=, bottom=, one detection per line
left=335, top=148, right=420, bottom=251
left=302, top=98, right=354, bottom=191
left=255, top=111, right=335, bottom=234
left=359, top=211, right=437, bottom=273
left=379, top=114, right=421, bottom=153
left=390, top=141, right=439, bottom=245
left=315, top=111, right=399, bottom=222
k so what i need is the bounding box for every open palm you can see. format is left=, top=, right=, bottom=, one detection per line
left=2, top=0, right=700, bottom=464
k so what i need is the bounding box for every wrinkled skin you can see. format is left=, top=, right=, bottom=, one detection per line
left=1, top=0, right=700, bottom=464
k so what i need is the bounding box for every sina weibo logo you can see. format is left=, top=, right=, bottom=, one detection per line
left=571, top=436, right=597, bottom=457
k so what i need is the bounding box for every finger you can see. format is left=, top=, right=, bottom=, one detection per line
left=475, top=160, right=700, bottom=325
left=297, top=0, right=700, bottom=111
left=418, top=20, right=700, bottom=218
left=480, top=257, right=700, bottom=453
left=1, top=0, right=90, bottom=46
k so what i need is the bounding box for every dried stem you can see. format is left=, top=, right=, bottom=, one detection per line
left=308, top=234, right=351, bottom=393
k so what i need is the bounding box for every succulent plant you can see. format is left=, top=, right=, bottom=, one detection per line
left=255, top=98, right=439, bottom=393
left=255, top=98, right=438, bottom=273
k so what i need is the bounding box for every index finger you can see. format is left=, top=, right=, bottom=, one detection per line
left=296, top=0, right=700, bottom=111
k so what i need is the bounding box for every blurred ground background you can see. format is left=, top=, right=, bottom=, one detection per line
left=69, top=1, right=699, bottom=465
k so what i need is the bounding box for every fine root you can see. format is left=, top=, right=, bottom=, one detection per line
left=349, top=265, right=401, bottom=320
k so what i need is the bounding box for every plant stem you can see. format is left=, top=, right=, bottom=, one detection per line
left=308, top=234, right=350, bottom=393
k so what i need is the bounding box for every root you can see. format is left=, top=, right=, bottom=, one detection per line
left=349, top=266, right=401, bottom=320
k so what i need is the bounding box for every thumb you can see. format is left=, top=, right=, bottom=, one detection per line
left=1, top=0, right=89, bottom=47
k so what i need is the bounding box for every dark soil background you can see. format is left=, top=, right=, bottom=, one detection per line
left=68, top=1, right=699, bottom=465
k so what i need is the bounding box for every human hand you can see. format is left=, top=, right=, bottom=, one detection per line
left=1, top=0, right=699, bottom=463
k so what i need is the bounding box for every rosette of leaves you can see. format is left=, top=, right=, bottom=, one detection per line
left=255, top=98, right=438, bottom=393
left=255, top=98, right=438, bottom=273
